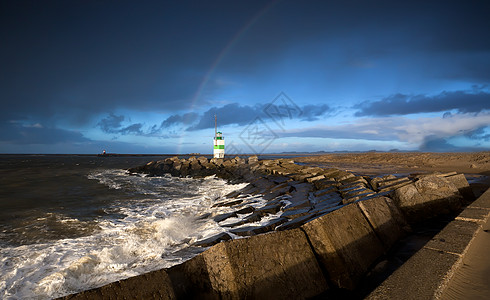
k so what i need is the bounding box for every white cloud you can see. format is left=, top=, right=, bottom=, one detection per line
left=279, top=112, right=490, bottom=149
left=394, top=112, right=490, bottom=144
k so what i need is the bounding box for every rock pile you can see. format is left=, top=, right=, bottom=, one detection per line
left=63, top=156, right=474, bottom=299
left=129, top=156, right=472, bottom=247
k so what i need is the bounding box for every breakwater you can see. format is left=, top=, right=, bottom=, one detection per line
left=62, top=156, right=476, bottom=299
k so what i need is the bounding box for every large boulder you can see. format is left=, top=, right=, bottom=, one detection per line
left=357, top=196, right=409, bottom=250
left=302, top=203, right=385, bottom=290
left=392, top=175, right=464, bottom=222
left=444, top=173, right=475, bottom=203
left=62, top=269, right=175, bottom=299
left=247, top=155, right=259, bottom=164
left=168, top=229, right=328, bottom=299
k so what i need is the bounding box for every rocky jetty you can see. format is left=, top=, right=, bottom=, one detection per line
left=128, top=156, right=472, bottom=246
left=63, top=156, right=476, bottom=299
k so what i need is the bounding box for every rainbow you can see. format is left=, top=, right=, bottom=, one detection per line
left=176, top=1, right=281, bottom=154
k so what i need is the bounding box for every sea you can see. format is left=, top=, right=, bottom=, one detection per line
left=0, top=154, right=273, bottom=299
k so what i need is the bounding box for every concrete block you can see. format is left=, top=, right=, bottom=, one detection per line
left=63, top=269, right=176, bottom=299
left=467, top=187, right=490, bottom=210
left=302, top=203, right=384, bottom=290
left=392, top=176, right=464, bottom=223
left=169, top=229, right=328, bottom=299
left=369, top=175, right=395, bottom=190
left=414, top=175, right=463, bottom=213
left=366, top=248, right=459, bottom=300
left=424, top=219, right=480, bottom=255
left=442, top=174, right=474, bottom=202
left=357, top=196, right=408, bottom=250
left=456, top=207, right=489, bottom=223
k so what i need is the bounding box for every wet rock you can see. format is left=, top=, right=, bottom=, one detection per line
left=235, top=206, right=255, bottom=214
left=223, top=211, right=264, bottom=228
left=313, top=186, right=338, bottom=197
left=312, top=191, right=342, bottom=207
left=230, top=218, right=288, bottom=236
left=194, top=232, right=232, bottom=247
left=212, top=199, right=243, bottom=208
left=230, top=226, right=259, bottom=236
left=313, top=178, right=339, bottom=190
left=225, top=190, right=241, bottom=198
left=276, top=214, right=318, bottom=231
left=281, top=208, right=311, bottom=219
left=283, top=199, right=312, bottom=211
left=213, top=212, right=238, bottom=223
left=255, top=202, right=284, bottom=214
left=262, top=183, right=291, bottom=200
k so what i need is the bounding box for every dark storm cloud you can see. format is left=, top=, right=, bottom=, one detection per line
left=0, top=121, right=88, bottom=145
left=417, top=135, right=489, bottom=152
left=354, top=90, right=490, bottom=117
left=181, top=103, right=332, bottom=131
left=465, top=126, right=490, bottom=141
left=96, top=114, right=143, bottom=135
left=1, top=0, right=490, bottom=153
left=119, top=124, right=144, bottom=135
left=0, top=0, right=268, bottom=126
left=1, top=0, right=489, bottom=125
left=96, top=114, right=125, bottom=133
left=160, top=112, right=200, bottom=128
left=419, top=136, right=460, bottom=152
left=186, top=104, right=260, bottom=131
left=301, top=105, right=331, bottom=121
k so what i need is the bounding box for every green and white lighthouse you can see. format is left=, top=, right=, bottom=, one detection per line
left=213, top=115, right=225, bottom=158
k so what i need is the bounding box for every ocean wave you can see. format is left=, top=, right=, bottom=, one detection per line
left=0, top=170, right=249, bottom=299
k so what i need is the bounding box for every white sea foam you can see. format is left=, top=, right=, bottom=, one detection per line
left=0, top=170, right=249, bottom=299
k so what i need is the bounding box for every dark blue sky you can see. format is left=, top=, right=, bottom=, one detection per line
left=1, top=0, right=489, bottom=154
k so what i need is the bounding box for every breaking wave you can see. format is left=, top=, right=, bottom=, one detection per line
left=0, top=170, right=251, bottom=299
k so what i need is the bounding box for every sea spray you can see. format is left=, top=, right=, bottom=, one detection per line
left=0, top=168, right=250, bottom=299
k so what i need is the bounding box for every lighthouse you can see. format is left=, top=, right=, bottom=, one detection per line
left=213, top=115, right=225, bottom=158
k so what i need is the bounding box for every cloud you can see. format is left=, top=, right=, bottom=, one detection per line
left=159, top=112, right=200, bottom=129
left=119, top=123, right=144, bottom=135
left=465, top=126, right=490, bottom=141
left=419, top=136, right=462, bottom=152
left=393, top=112, right=490, bottom=145
left=354, top=90, right=490, bottom=117
left=96, top=114, right=125, bottom=133
left=279, top=111, right=490, bottom=151
left=180, top=103, right=332, bottom=131
left=96, top=114, right=143, bottom=135
left=0, top=121, right=88, bottom=145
